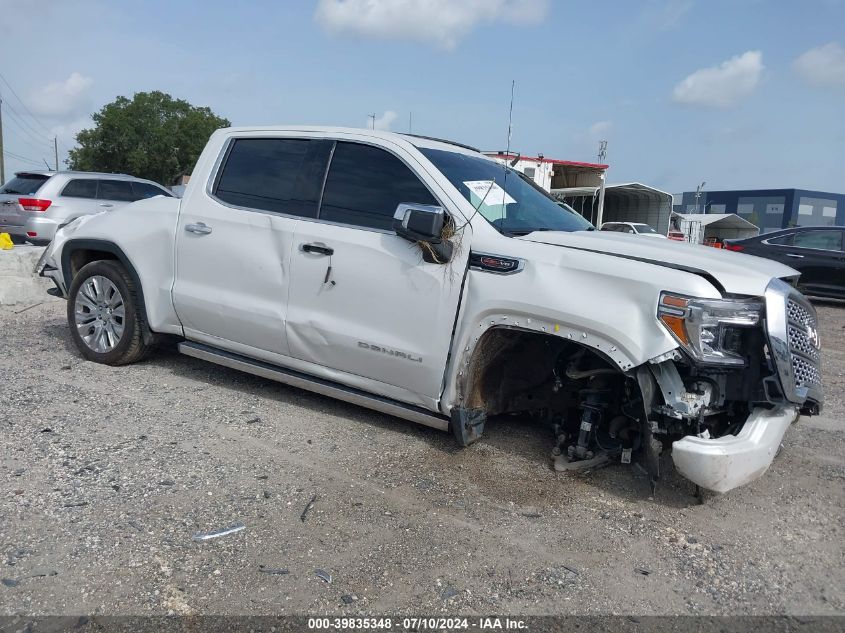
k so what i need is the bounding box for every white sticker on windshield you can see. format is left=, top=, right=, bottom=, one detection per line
left=463, top=180, right=516, bottom=207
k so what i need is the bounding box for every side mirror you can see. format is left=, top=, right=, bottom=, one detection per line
left=393, top=203, right=453, bottom=264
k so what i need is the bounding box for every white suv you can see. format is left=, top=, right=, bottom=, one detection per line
left=0, top=170, right=172, bottom=245
left=36, top=126, right=823, bottom=495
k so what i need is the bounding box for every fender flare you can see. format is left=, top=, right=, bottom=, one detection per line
left=60, top=238, right=155, bottom=342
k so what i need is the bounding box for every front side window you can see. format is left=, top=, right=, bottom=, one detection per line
left=214, top=138, right=330, bottom=218
left=97, top=180, right=135, bottom=202
left=420, top=148, right=593, bottom=235
left=320, top=142, right=437, bottom=230
left=792, top=230, right=843, bottom=251
left=61, top=179, right=98, bottom=199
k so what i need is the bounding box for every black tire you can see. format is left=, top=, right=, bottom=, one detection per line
left=10, top=234, right=27, bottom=245
left=67, top=260, right=154, bottom=365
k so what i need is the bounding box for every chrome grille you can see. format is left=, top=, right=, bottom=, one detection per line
left=786, top=298, right=822, bottom=390
left=793, top=355, right=822, bottom=389
left=765, top=279, right=823, bottom=406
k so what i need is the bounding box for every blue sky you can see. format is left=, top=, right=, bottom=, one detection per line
left=1, top=0, right=844, bottom=194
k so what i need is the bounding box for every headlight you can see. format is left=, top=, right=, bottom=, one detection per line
left=658, top=293, right=762, bottom=366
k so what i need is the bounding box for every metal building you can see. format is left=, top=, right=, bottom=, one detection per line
left=673, top=188, right=845, bottom=233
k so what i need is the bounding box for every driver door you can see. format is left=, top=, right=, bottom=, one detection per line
left=285, top=140, right=469, bottom=405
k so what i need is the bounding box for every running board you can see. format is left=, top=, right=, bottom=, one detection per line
left=178, top=341, right=450, bottom=432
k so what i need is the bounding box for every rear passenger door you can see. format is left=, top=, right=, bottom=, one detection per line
left=172, top=136, right=332, bottom=358
left=286, top=140, right=469, bottom=407
left=57, top=178, right=100, bottom=220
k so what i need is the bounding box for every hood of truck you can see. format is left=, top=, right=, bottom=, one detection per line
left=516, top=230, right=798, bottom=297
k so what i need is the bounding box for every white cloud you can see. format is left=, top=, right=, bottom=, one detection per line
left=672, top=51, right=763, bottom=108
left=793, top=42, right=845, bottom=87
left=27, top=72, right=94, bottom=118
left=644, top=0, right=694, bottom=31
left=588, top=120, right=612, bottom=137
left=369, top=110, right=397, bottom=130
left=315, top=0, right=550, bottom=50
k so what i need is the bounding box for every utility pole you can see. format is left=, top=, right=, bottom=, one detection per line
left=596, top=140, right=608, bottom=228
left=368, top=113, right=376, bottom=130
left=694, top=181, right=706, bottom=213
left=408, top=112, right=412, bottom=134
left=0, top=95, right=5, bottom=185
left=54, top=137, right=58, bottom=171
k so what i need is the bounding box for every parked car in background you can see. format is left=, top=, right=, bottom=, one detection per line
left=0, top=171, right=173, bottom=245
left=600, top=221, right=666, bottom=238
left=725, top=226, right=844, bottom=300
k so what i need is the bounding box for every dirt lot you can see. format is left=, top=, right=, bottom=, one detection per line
left=1, top=300, right=843, bottom=617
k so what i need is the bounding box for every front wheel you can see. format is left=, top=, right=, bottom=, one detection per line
left=67, top=260, right=153, bottom=365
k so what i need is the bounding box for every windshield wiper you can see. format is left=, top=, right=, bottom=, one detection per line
left=505, top=228, right=556, bottom=236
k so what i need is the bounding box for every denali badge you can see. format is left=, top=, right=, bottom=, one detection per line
left=806, top=324, right=821, bottom=350
left=358, top=341, right=422, bottom=363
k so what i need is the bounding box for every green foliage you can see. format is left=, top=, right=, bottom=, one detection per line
left=67, top=91, right=230, bottom=185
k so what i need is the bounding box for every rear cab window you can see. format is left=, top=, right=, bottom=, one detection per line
left=0, top=174, right=50, bottom=195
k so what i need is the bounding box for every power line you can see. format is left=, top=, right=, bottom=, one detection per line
left=4, top=149, right=44, bottom=166
left=1, top=99, right=53, bottom=147
left=0, top=70, right=54, bottom=137
left=3, top=114, right=54, bottom=153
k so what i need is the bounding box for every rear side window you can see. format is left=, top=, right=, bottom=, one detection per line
left=793, top=230, right=843, bottom=251
left=98, top=180, right=135, bottom=202
left=132, top=181, right=172, bottom=199
left=214, top=138, right=331, bottom=218
left=765, top=234, right=792, bottom=245
left=320, top=142, right=437, bottom=230
left=0, top=174, right=49, bottom=195
left=61, top=179, right=98, bottom=199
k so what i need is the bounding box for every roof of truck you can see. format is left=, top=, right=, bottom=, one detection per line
left=217, top=126, right=482, bottom=156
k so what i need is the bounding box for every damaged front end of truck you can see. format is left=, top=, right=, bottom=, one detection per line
left=450, top=278, right=823, bottom=494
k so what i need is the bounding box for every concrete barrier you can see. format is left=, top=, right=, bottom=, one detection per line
left=0, top=246, right=60, bottom=306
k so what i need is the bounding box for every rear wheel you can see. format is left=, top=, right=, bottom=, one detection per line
left=9, top=235, right=27, bottom=245
left=67, top=260, right=153, bottom=365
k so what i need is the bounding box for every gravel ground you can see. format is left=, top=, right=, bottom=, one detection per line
left=1, top=299, right=843, bottom=617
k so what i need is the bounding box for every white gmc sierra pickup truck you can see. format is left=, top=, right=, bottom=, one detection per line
left=36, top=126, right=823, bottom=494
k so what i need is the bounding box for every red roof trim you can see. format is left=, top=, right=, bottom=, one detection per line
left=484, top=152, right=608, bottom=170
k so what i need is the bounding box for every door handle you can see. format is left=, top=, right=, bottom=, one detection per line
left=301, top=243, right=334, bottom=256
left=785, top=253, right=804, bottom=259
left=185, top=222, right=213, bottom=235
left=99, top=203, right=114, bottom=208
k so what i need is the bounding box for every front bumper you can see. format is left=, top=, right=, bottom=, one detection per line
left=34, top=245, right=68, bottom=298
left=671, top=405, right=798, bottom=493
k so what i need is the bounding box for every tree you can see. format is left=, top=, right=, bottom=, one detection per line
left=67, top=91, right=230, bottom=185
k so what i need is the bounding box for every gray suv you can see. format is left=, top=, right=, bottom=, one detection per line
left=0, top=171, right=173, bottom=245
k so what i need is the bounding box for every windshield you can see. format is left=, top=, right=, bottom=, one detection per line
left=0, top=174, right=49, bottom=195
left=420, top=148, right=594, bottom=235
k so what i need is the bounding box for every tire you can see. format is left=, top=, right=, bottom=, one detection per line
left=10, top=235, right=27, bottom=245
left=67, top=260, right=154, bottom=365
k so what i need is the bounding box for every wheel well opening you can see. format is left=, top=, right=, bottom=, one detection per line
left=69, top=249, right=119, bottom=279
left=462, top=327, right=623, bottom=417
